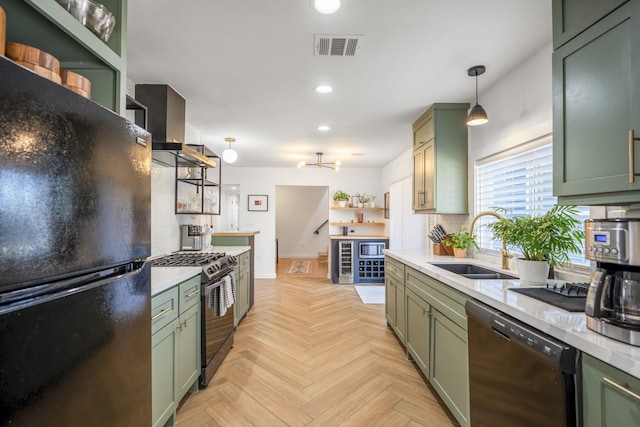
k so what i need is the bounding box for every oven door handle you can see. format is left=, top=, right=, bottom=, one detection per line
left=205, top=280, right=225, bottom=293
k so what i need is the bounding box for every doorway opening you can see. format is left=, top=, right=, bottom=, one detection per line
left=275, top=185, right=329, bottom=278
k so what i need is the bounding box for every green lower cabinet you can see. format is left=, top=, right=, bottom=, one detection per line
left=405, top=288, right=431, bottom=377
left=152, top=319, right=178, bottom=427
left=385, top=274, right=406, bottom=343
left=430, top=309, right=469, bottom=427
left=151, top=276, right=201, bottom=427
left=234, top=252, right=251, bottom=327
left=176, top=303, right=201, bottom=399
left=583, top=354, right=640, bottom=427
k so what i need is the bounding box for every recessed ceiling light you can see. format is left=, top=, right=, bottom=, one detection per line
left=317, top=125, right=331, bottom=131
left=314, top=85, right=333, bottom=94
left=313, top=0, right=341, bottom=14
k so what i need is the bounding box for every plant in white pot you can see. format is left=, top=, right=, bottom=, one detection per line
left=353, top=192, right=368, bottom=208
left=442, top=225, right=479, bottom=258
left=485, top=205, right=585, bottom=284
left=333, top=190, right=350, bottom=207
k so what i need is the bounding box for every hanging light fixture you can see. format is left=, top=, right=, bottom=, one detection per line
left=297, top=152, right=341, bottom=171
left=466, top=65, right=489, bottom=126
left=222, top=137, right=238, bottom=164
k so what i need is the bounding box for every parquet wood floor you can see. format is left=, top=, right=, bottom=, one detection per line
left=175, top=276, right=457, bottom=426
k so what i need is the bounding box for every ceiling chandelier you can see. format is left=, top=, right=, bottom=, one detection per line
left=297, top=152, right=341, bottom=171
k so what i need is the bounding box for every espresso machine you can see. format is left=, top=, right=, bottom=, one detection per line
left=585, top=219, right=640, bottom=345
left=180, top=225, right=203, bottom=251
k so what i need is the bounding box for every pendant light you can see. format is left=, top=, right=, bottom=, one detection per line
left=467, top=65, right=488, bottom=126
left=222, top=137, right=238, bottom=164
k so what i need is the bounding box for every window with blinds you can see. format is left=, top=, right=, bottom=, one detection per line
left=475, top=136, right=589, bottom=266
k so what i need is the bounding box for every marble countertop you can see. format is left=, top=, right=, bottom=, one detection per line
left=385, top=248, right=640, bottom=379
left=150, top=246, right=250, bottom=296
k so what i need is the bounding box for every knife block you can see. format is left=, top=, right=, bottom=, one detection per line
left=433, top=243, right=454, bottom=256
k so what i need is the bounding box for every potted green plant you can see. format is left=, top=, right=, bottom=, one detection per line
left=353, top=192, right=368, bottom=208
left=442, top=225, right=479, bottom=258
left=333, top=190, right=350, bottom=207
left=485, top=205, right=585, bottom=284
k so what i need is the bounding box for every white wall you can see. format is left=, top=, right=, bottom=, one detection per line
left=468, top=43, right=553, bottom=174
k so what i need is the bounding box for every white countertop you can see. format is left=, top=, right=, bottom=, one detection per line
left=150, top=246, right=251, bottom=297
left=385, top=248, right=640, bottom=379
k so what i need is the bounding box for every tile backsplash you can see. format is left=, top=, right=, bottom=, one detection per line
left=151, top=162, right=215, bottom=257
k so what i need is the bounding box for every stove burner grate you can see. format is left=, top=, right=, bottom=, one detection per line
left=150, top=252, right=226, bottom=267
left=544, top=282, right=589, bottom=298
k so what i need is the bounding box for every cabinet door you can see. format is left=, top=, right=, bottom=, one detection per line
left=413, top=146, right=426, bottom=210
left=176, top=303, right=201, bottom=400
left=583, top=354, right=640, bottom=427
left=553, top=3, right=640, bottom=203
left=430, top=309, right=469, bottom=427
left=405, top=288, right=430, bottom=377
left=234, top=268, right=250, bottom=326
left=385, top=275, right=397, bottom=327
left=552, top=0, right=627, bottom=48
left=423, top=141, right=435, bottom=210
left=152, top=320, right=177, bottom=427
left=394, top=277, right=405, bottom=343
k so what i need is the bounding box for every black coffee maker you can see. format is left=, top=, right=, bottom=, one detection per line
left=585, top=219, right=640, bottom=345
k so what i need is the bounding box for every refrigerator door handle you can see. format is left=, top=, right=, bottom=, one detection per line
left=0, top=261, right=146, bottom=315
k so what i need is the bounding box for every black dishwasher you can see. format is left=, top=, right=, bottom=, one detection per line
left=465, top=300, right=581, bottom=427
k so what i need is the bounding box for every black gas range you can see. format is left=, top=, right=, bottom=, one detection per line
left=510, top=281, right=589, bottom=312
left=150, top=251, right=238, bottom=388
left=150, top=252, right=237, bottom=284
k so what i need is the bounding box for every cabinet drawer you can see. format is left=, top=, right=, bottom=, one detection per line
left=405, top=267, right=468, bottom=330
left=152, top=287, right=179, bottom=335
left=238, top=251, right=250, bottom=272
left=179, top=276, right=201, bottom=313
left=385, top=256, right=404, bottom=281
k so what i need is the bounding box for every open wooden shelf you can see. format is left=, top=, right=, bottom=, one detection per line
left=331, top=207, right=383, bottom=211
left=330, top=222, right=385, bottom=226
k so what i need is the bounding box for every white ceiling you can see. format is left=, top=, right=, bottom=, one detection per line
left=126, top=0, right=552, bottom=168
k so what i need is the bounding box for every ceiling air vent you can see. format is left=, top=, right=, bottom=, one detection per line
left=314, top=34, right=364, bottom=57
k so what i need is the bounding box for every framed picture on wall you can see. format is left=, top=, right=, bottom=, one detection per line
left=248, top=194, right=268, bottom=212
left=384, top=192, right=390, bottom=219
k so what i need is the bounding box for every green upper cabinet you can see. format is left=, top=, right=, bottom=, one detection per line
left=552, top=0, right=640, bottom=205
left=552, top=0, right=628, bottom=49
left=0, top=0, right=127, bottom=114
left=412, top=103, right=469, bottom=214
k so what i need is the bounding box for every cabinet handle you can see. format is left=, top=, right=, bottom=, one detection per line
left=603, top=377, right=640, bottom=403
left=152, top=307, right=170, bottom=321
left=185, top=289, right=199, bottom=298
left=629, top=130, right=640, bottom=183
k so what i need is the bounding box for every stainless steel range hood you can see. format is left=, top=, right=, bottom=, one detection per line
left=151, top=141, right=218, bottom=169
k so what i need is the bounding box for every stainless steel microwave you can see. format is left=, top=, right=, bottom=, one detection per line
left=358, top=241, right=386, bottom=258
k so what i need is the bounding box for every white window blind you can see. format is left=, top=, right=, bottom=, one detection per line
left=475, top=138, right=589, bottom=266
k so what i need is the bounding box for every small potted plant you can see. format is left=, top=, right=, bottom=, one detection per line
left=368, top=196, right=376, bottom=208
left=333, top=190, right=350, bottom=207
left=353, top=192, right=368, bottom=208
left=442, top=225, right=478, bottom=258
left=485, top=205, right=585, bottom=284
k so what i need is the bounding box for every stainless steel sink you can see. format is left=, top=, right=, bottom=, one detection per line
left=430, top=263, right=517, bottom=280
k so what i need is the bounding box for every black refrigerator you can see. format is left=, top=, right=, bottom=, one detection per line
left=0, top=57, right=152, bottom=426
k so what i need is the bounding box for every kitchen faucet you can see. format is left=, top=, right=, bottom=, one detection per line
left=469, top=211, right=510, bottom=270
